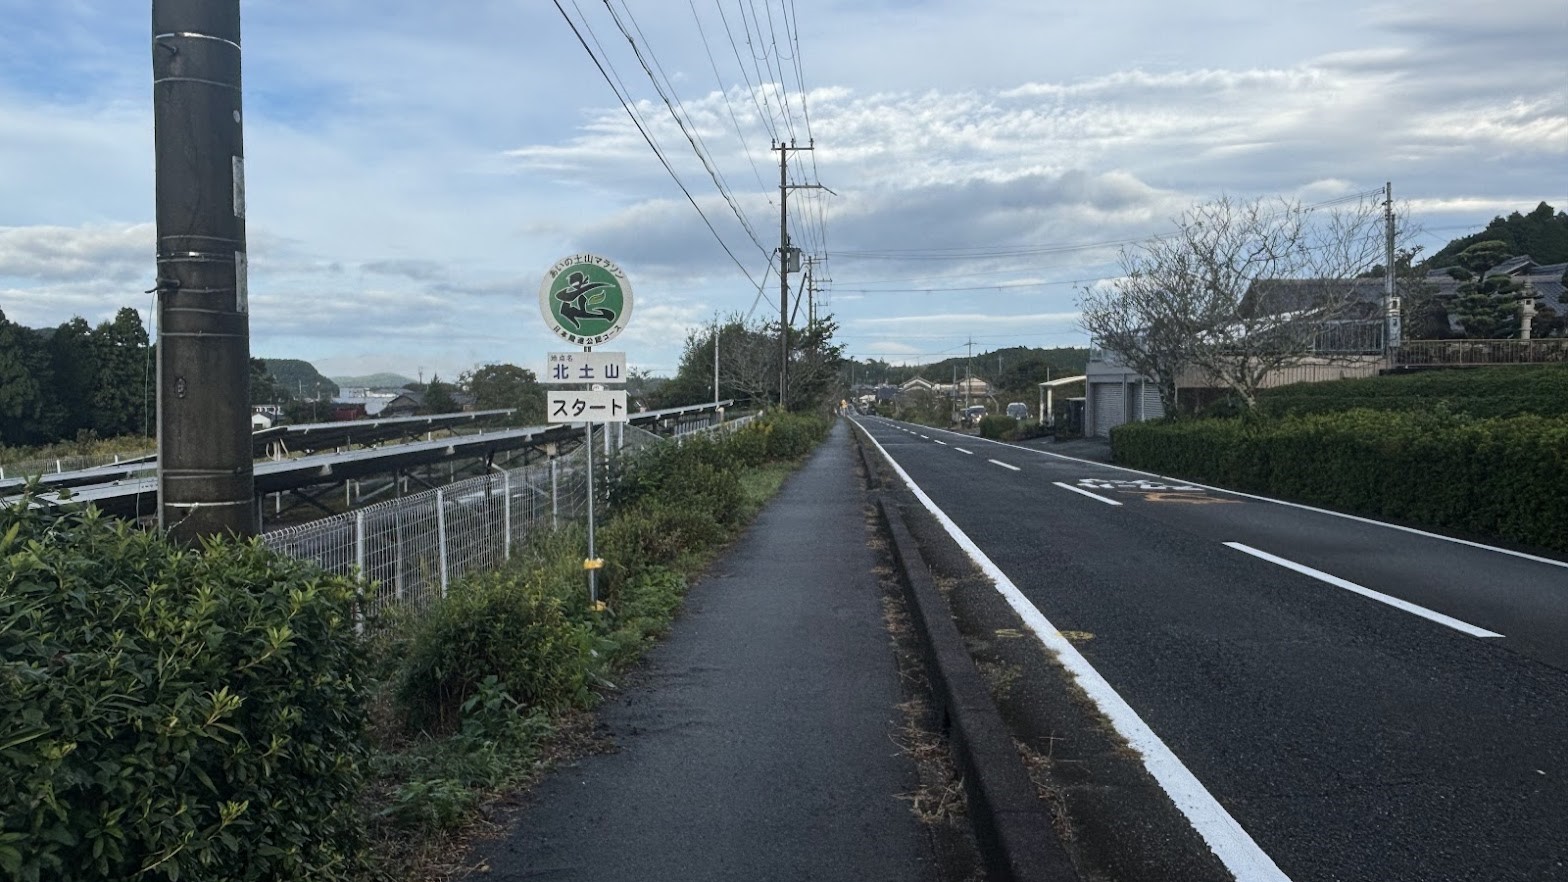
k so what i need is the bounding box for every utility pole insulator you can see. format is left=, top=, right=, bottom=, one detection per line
left=152, top=0, right=258, bottom=541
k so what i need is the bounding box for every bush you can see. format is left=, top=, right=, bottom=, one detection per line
left=0, top=497, right=369, bottom=882
left=977, top=414, right=1015, bottom=439
left=1111, top=410, right=1568, bottom=553
left=1257, top=365, right=1568, bottom=420
left=392, top=565, right=601, bottom=734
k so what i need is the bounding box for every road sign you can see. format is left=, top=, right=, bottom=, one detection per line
left=539, top=254, right=633, bottom=346
left=543, top=351, right=627, bottom=384
left=548, top=390, right=629, bottom=423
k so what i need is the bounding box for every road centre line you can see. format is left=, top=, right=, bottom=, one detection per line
left=1223, top=543, right=1503, bottom=639
left=1053, top=481, right=1123, bottom=506
left=856, top=421, right=1293, bottom=882
left=924, top=428, right=1568, bottom=572
left=988, top=459, right=1022, bottom=472
left=954, top=448, right=974, bottom=455
left=934, top=440, right=948, bottom=446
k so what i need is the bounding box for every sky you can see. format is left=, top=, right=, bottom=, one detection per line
left=1, top=0, right=1564, bottom=382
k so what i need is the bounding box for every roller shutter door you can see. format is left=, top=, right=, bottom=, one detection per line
left=1138, top=383, right=1165, bottom=421
left=1091, top=383, right=1123, bottom=437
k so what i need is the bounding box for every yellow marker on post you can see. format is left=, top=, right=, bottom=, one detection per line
left=583, top=558, right=605, bottom=570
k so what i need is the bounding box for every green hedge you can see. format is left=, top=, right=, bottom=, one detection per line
left=1111, top=411, right=1568, bottom=553
left=1258, top=365, right=1568, bottom=420
left=0, top=500, right=368, bottom=882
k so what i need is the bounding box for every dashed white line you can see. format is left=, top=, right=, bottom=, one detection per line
left=1224, top=542, right=1503, bottom=638
left=919, top=434, right=931, bottom=439
left=1052, top=481, right=1124, bottom=506
left=955, top=448, right=974, bottom=455
left=988, top=459, right=1021, bottom=472
left=934, top=440, right=948, bottom=446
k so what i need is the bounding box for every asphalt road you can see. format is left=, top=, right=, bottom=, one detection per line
left=855, top=416, right=1568, bottom=882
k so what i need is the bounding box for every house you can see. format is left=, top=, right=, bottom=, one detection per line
left=380, top=388, right=477, bottom=418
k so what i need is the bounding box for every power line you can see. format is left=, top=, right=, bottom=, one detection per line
left=689, top=0, right=771, bottom=197
left=552, top=0, right=760, bottom=288
left=601, top=0, right=769, bottom=256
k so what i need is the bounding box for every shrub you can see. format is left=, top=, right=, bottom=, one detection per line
left=977, top=414, right=1015, bottom=439
left=392, top=566, right=601, bottom=734
left=1111, top=410, right=1568, bottom=553
left=0, top=497, right=369, bottom=882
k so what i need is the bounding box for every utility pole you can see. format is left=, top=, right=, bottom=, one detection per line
left=773, top=140, right=831, bottom=410
left=1384, top=181, right=1401, bottom=353
left=152, top=0, right=256, bottom=541
left=965, top=338, right=974, bottom=413
left=712, top=316, right=720, bottom=403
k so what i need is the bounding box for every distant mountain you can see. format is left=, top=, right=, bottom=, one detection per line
left=331, top=372, right=417, bottom=391
left=259, top=358, right=339, bottom=398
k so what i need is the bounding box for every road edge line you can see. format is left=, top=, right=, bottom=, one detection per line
left=855, top=417, right=1294, bottom=882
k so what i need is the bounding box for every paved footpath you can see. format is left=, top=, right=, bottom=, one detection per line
left=469, top=419, right=939, bottom=881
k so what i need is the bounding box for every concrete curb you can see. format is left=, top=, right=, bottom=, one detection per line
left=854, top=430, right=1078, bottom=881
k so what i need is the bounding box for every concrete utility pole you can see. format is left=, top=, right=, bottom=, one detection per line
left=773, top=140, right=830, bottom=410
left=1384, top=181, right=1402, bottom=352
left=152, top=0, right=257, bottom=541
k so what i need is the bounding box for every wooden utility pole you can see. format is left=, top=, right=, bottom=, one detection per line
left=152, top=0, right=257, bottom=540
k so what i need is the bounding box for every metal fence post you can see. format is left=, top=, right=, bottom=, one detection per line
left=436, top=489, right=449, bottom=598
left=551, top=457, right=559, bottom=529
left=354, top=510, right=367, bottom=634
left=502, top=470, right=513, bottom=561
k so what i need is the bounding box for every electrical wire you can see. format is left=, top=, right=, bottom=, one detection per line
left=552, top=0, right=761, bottom=288
left=604, top=0, right=770, bottom=257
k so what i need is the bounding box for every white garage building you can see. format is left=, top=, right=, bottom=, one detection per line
left=1084, top=346, right=1165, bottom=438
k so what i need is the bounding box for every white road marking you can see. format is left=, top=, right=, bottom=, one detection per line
left=919, top=434, right=931, bottom=439
left=988, top=459, right=1021, bottom=472
left=933, top=430, right=1568, bottom=572
left=857, top=424, right=1293, bottom=882
left=1224, top=542, right=1503, bottom=639
left=934, top=440, right=948, bottom=446
left=954, top=448, right=974, bottom=455
left=1053, top=481, right=1124, bottom=506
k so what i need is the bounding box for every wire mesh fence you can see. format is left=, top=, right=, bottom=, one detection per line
left=262, top=414, right=751, bottom=619
left=263, top=445, right=592, bottom=618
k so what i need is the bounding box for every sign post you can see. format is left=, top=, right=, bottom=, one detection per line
left=540, top=254, right=633, bottom=607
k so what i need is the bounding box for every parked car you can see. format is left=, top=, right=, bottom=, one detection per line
left=960, top=405, right=988, bottom=427
left=1006, top=402, right=1029, bottom=420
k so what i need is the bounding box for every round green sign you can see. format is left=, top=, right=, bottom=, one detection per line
left=539, top=253, right=633, bottom=346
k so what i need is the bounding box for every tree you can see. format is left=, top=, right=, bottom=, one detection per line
left=1450, top=240, right=1525, bottom=338
left=460, top=363, right=545, bottom=424
left=0, top=309, right=56, bottom=446
left=422, top=374, right=457, bottom=414
left=90, top=308, right=151, bottom=437
left=657, top=313, right=845, bottom=412
left=48, top=317, right=99, bottom=438
left=1083, top=195, right=1396, bottom=412
left=249, top=358, right=294, bottom=407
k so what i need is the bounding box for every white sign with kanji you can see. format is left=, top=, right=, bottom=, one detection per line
left=542, top=351, right=628, bottom=384
left=548, top=390, right=629, bottom=423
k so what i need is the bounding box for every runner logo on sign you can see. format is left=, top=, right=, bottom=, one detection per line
left=539, top=254, right=633, bottom=346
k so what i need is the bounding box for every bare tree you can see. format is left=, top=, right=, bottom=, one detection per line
left=1082, top=195, right=1398, bottom=413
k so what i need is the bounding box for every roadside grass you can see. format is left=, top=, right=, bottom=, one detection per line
left=356, top=412, right=831, bottom=882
